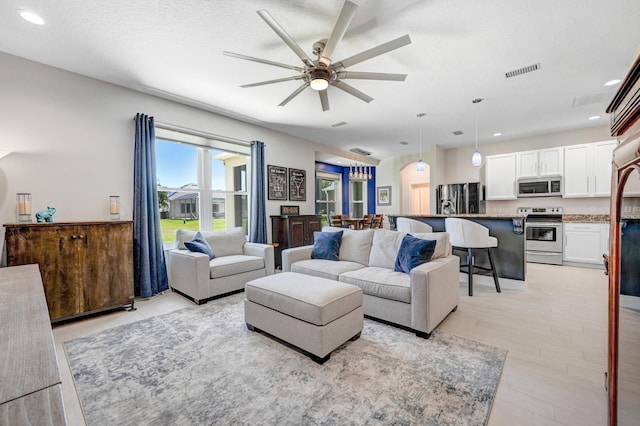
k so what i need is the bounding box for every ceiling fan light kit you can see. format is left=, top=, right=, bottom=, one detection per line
left=224, top=0, right=411, bottom=111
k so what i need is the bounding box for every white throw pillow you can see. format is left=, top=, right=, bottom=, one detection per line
left=411, top=232, right=451, bottom=259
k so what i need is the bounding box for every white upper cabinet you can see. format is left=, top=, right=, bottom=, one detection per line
left=485, top=153, right=517, bottom=200
left=516, top=147, right=563, bottom=178
left=563, top=140, right=616, bottom=197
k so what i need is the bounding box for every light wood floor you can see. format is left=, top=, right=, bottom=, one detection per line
left=53, top=263, right=609, bottom=425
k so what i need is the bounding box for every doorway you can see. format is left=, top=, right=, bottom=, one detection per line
left=411, top=183, right=430, bottom=214
left=400, top=161, right=431, bottom=214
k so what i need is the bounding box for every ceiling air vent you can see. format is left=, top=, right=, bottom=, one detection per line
left=505, top=62, right=541, bottom=79
left=331, top=121, right=348, bottom=128
left=350, top=147, right=371, bottom=156
left=572, top=90, right=616, bottom=107
left=452, top=130, right=464, bottom=136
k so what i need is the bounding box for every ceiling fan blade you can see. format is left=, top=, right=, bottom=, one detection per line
left=241, top=76, right=304, bottom=88
left=319, top=90, right=330, bottom=111
left=334, top=34, right=411, bottom=70
left=223, top=51, right=305, bottom=72
left=257, top=10, right=314, bottom=67
left=332, top=81, right=373, bottom=103
left=279, top=82, right=310, bottom=106
left=320, top=0, right=358, bottom=65
left=336, top=71, right=407, bottom=81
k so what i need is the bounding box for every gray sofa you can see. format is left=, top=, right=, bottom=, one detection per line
left=168, top=228, right=274, bottom=304
left=282, top=226, right=460, bottom=338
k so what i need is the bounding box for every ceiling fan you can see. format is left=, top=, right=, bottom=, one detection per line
left=223, top=0, right=411, bottom=112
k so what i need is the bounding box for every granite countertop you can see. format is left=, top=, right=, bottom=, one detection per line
left=391, top=214, right=527, bottom=219
left=562, top=214, right=610, bottom=223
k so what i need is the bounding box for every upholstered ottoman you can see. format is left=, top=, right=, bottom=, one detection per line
left=244, top=272, right=363, bottom=364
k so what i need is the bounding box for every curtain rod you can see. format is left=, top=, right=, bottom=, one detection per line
left=133, top=116, right=252, bottom=147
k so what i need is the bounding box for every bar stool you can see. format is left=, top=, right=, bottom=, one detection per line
left=444, top=218, right=501, bottom=296
left=396, top=217, right=433, bottom=233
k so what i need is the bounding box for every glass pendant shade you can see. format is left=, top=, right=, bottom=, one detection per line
left=416, top=159, right=425, bottom=172
left=471, top=150, right=482, bottom=166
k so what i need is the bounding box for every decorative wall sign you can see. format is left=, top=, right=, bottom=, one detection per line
left=377, top=186, right=392, bottom=206
left=288, top=168, right=306, bottom=201
left=280, top=205, right=300, bottom=216
left=267, top=165, right=287, bottom=200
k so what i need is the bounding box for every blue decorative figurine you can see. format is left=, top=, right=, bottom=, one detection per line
left=35, top=207, right=56, bottom=223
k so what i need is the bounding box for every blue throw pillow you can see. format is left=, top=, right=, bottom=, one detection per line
left=394, top=234, right=437, bottom=274
left=184, top=231, right=215, bottom=260
left=311, top=231, right=343, bottom=261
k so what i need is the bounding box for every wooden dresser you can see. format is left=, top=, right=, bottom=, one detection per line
left=271, top=215, right=322, bottom=269
left=0, top=264, right=66, bottom=424
left=4, top=221, right=135, bottom=322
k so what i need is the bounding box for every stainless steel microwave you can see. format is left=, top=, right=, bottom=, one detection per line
left=517, top=176, right=562, bottom=197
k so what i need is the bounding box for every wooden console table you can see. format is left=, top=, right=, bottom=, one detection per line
left=0, top=264, right=67, bottom=424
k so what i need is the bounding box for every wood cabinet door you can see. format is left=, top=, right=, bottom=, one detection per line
left=289, top=218, right=306, bottom=247
left=306, top=217, right=322, bottom=245
left=78, top=223, right=133, bottom=312
left=6, top=226, right=80, bottom=319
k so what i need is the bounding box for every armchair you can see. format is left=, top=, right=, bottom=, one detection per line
left=168, top=228, right=274, bottom=304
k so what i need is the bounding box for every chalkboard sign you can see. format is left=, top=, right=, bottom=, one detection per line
left=288, top=168, right=306, bottom=201
left=267, top=165, right=287, bottom=200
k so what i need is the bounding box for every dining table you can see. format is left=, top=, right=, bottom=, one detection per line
left=342, top=218, right=365, bottom=230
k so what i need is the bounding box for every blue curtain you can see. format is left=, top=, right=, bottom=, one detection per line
left=249, top=140, right=267, bottom=243
left=133, top=113, right=169, bottom=297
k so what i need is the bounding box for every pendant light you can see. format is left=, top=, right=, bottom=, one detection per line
left=416, top=113, right=426, bottom=172
left=471, top=98, right=483, bottom=167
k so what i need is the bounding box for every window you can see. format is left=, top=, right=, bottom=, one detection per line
left=155, top=128, right=250, bottom=245
left=316, top=172, right=341, bottom=226
left=350, top=180, right=367, bottom=218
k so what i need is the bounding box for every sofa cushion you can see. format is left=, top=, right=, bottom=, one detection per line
left=411, top=232, right=451, bottom=259
left=323, top=226, right=374, bottom=266
left=394, top=235, right=436, bottom=273
left=291, top=259, right=365, bottom=281
left=176, top=228, right=246, bottom=257
left=184, top=231, right=215, bottom=259
left=368, top=229, right=406, bottom=269
left=209, top=255, right=264, bottom=279
left=311, top=230, right=343, bottom=261
left=339, top=267, right=411, bottom=303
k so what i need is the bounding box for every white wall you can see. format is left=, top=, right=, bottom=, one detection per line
left=0, top=52, right=345, bottom=249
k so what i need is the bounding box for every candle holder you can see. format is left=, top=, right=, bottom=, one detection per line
left=110, top=195, right=120, bottom=220
left=17, top=193, right=32, bottom=223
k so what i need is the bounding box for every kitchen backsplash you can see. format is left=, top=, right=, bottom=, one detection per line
left=486, top=197, right=611, bottom=215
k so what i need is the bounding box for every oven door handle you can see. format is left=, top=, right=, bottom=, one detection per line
left=525, top=222, right=563, bottom=227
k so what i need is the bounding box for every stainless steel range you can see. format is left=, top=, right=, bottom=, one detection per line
left=517, top=207, right=563, bottom=265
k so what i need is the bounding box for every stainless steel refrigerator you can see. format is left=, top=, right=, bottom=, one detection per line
left=436, top=182, right=485, bottom=214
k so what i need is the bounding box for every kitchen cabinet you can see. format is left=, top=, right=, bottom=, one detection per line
left=516, top=147, right=563, bottom=178
left=563, top=140, right=617, bottom=197
left=271, top=215, right=322, bottom=268
left=485, top=153, right=517, bottom=200
left=563, top=222, right=608, bottom=264
left=4, top=221, right=135, bottom=322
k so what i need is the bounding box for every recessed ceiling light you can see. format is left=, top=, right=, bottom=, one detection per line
left=336, top=161, right=342, bottom=164
left=604, top=79, right=621, bottom=86
left=588, top=115, right=601, bottom=120
left=399, top=141, right=408, bottom=145
left=493, top=132, right=502, bottom=137
left=17, top=10, right=45, bottom=25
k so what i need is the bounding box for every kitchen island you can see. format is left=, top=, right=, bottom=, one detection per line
left=389, top=214, right=527, bottom=282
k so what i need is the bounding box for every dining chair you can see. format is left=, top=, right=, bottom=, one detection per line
left=373, top=214, right=384, bottom=228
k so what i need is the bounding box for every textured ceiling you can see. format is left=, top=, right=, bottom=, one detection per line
left=1, top=0, right=639, bottom=162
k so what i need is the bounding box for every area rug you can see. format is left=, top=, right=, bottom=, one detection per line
left=64, top=293, right=507, bottom=425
